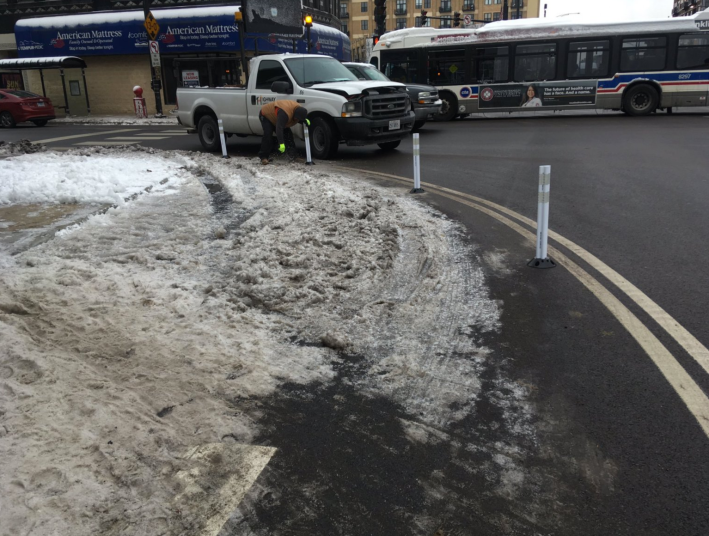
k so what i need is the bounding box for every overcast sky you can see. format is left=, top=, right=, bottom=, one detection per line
left=539, top=0, right=675, bottom=21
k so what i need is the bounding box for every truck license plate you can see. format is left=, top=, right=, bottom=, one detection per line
left=388, top=120, right=400, bottom=130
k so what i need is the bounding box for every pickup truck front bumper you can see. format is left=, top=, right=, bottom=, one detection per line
left=334, top=111, right=415, bottom=146
left=414, top=100, right=443, bottom=122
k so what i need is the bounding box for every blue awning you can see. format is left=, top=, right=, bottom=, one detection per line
left=15, top=6, right=351, bottom=61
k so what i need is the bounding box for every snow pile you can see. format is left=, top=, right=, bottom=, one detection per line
left=0, top=139, right=46, bottom=157
left=0, top=148, right=529, bottom=536
left=0, top=151, right=184, bottom=205
left=53, top=114, right=179, bottom=125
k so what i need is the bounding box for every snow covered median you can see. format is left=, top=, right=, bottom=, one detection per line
left=0, top=147, right=520, bottom=535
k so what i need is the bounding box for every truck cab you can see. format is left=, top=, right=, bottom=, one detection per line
left=176, top=54, right=416, bottom=159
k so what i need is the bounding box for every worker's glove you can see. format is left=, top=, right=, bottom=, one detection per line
left=305, top=119, right=311, bottom=126
left=278, top=144, right=286, bottom=154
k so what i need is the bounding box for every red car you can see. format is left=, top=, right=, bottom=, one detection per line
left=0, top=89, right=55, bottom=128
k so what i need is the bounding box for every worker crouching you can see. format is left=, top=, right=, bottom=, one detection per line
left=258, top=100, right=310, bottom=165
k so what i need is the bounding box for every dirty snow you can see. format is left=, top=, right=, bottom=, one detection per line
left=52, top=115, right=179, bottom=125
left=0, top=147, right=534, bottom=535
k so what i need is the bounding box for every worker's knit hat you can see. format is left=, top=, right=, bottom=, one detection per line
left=294, top=107, right=308, bottom=123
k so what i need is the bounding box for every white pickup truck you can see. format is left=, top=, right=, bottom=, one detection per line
left=175, top=54, right=416, bottom=160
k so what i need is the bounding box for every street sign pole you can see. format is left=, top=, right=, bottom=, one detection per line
left=235, top=11, right=249, bottom=85
left=143, top=0, right=164, bottom=117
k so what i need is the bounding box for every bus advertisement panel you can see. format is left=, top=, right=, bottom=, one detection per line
left=477, top=81, right=597, bottom=109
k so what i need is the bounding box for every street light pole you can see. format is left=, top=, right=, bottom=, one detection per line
left=142, top=0, right=164, bottom=117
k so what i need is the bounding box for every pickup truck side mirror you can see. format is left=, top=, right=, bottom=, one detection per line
left=271, top=81, right=293, bottom=94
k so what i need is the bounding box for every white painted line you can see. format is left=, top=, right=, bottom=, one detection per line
left=336, top=165, right=709, bottom=439
left=159, top=130, right=190, bottom=134
left=35, top=128, right=140, bottom=144
left=73, top=141, right=139, bottom=146
left=108, top=136, right=170, bottom=140
left=173, top=443, right=276, bottom=536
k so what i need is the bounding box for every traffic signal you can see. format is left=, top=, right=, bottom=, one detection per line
left=304, top=14, right=313, bottom=28
left=453, top=12, right=461, bottom=27
left=374, top=0, right=386, bottom=36
left=373, top=36, right=380, bottom=46
left=420, top=9, right=428, bottom=26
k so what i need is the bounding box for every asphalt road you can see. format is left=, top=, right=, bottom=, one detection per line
left=3, top=112, right=709, bottom=534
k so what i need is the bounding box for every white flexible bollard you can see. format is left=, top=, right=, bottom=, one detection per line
left=528, top=165, right=556, bottom=269
left=218, top=118, right=229, bottom=159
left=304, top=123, right=314, bottom=165
left=410, top=132, right=424, bottom=194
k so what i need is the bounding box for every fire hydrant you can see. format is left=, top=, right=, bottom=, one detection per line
left=133, top=85, right=147, bottom=119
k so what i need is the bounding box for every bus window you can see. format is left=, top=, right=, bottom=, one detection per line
left=514, top=43, right=557, bottom=82
left=620, top=37, right=667, bottom=72
left=677, top=34, right=709, bottom=70
left=567, top=40, right=610, bottom=78
left=370, top=56, right=379, bottom=69
left=476, top=46, right=509, bottom=83
left=428, top=49, right=466, bottom=85
left=381, top=50, right=421, bottom=83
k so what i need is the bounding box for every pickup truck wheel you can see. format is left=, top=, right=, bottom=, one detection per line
left=377, top=140, right=401, bottom=151
left=309, top=117, right=338, bottom=159
left=197, top=115, right=220, bottom=152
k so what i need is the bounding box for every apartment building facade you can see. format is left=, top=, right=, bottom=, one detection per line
left=672, top=0, right=709, bottom=16
left=343, top=0, right=540, bottom=61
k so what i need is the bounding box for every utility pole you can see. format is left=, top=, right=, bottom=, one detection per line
left=142, top=0, right=164, bottom=117
left=516, top=0, right=521, bottom=20
left=503, top=0, right=509, bottom=20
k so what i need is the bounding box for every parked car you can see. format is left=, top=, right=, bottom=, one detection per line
left=176, top=54, right=415, bottom=159
left=343, top=62, right=442, bottom=132
left=0, top=89, right=55, bottom=128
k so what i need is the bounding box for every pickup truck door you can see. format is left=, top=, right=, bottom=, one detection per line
left=248, top=59, right=298, bottom=135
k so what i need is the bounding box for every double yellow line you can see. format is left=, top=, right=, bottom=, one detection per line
left=336, top=165, right=709, bottom=439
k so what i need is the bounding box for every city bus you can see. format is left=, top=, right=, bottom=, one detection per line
left=369, top=13, right=709, bottom=120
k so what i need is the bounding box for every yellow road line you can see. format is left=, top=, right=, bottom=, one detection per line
left=334, top=165, right=709, bottom=438
left=34, top=128, right=140, bottom=144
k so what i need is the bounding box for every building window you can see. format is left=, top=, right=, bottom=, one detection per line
left=568, top=40, right=610, bottom=77
left=514, top=43, right=557, bottom=81
left=361, top=19, right=369, bottom=30
left=484, top=12, right=492, bottom=21
left=493, top=12, right=500, bottom=20
left=485, top=0, right=491, bottom=4
left=416, top=0, right=422, bottom=8
left=620, top=37, right=667, bottom=72
left=361, top=2, right=368, bottom=12
left=494, top=0, right=501, bottom=4
left=440, top=16, right=451, bottom=28
left=463, top=1, right=475, bottom=9
left=441, top=0, right=452, bottom=12
left=342, top=23, right=349, bottom=34
left=396, top=18, right=407, bottom=29
left=339, top=2, right=348, bottom=17
left=396, top=0, right=407, bottom=15
left=425, top=0, right=431, bottom=8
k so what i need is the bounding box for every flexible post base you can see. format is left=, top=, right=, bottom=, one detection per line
left=222, top=155, right=231, bottom=159
left=527, top=257, right=556, bottom=269
left=410, top=188, right=425, bottom=194
left=305, top=161, right=314, bottom=165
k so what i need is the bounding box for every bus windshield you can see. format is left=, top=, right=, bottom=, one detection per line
left=284, top=58, right=358, bottom=87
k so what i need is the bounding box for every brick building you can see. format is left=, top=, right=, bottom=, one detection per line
left=344, top=0, right=540, bottom=61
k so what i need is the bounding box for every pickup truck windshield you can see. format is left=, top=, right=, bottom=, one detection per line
left=284, top=58, right=359, bottom=87
left=359, top=67, right=390, bottom=82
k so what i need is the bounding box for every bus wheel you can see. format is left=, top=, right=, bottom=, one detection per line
left=623, top=85, right=659, bottom=116
left=434, top=92, right=458, bottom=122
